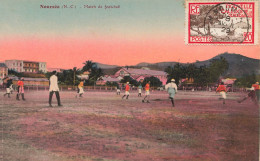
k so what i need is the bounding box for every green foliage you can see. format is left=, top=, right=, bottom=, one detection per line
left=142, top=76, right=162, bottom=87
left=193, top=65, right=210, bottom=86
left=186, top=64, right=197, bottom=79
left=45, top=67, right=82, bottom=85
left=234, top=74, right=260, bottom=88
left=87, top=68, right=103, bottom=85
left=45, top=72, right=53, bottom=79
left=208, top=57, right=229, bottom=82
left=8, top=69, right=23, bottom=77
left=59, top=69, right=80, bottom=85
left=165, top=57, right=229, bottom=86
left=165, top=63, right=186, bottom=85
left=82, top=60, right=104, bottom=85
left=82, top=60, right=95, bottom=72
left=120, top=76, right=138, bottom=86
left=8, top=69, right=45, bottom=78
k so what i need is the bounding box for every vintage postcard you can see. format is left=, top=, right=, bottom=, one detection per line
left=0, top=0, right=259, bottom=161
left=185, top=0, right=259, bottom=44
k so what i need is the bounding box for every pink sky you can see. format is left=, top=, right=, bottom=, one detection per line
left=0, top=35, right=259, bottom=69
left=1, top=0, right=259, bottom=69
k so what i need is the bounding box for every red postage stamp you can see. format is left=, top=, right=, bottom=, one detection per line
left=185, top=0, right=258, bottom=45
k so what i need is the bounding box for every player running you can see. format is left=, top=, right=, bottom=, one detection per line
left=142, top=81, right=150, bottom=103
left=76, top=80, right=84, bottom=98
left=122, top=82, right=130, bottom=99
left=216, top=82, right=227, bottom=104
left=16, top=77, right=26, bottom=101
left=165, top=79, right=178, bottom=107
left=3, top=77, right=13, bottom=98
left=238, top=82, right=259, bottom=105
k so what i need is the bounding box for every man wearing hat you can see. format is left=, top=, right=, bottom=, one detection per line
left=122, top=82, right=130, bottom=99
left=165, top=79, right=178, bottom=107
left=49, top=71, right=62, bottom=107
left=16, top=77, right=26, bottom=101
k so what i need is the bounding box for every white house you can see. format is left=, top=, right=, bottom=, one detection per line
left=114, top=67, right=168, bottom=85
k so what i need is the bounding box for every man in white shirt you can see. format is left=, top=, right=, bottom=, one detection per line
left=49, top=71, right=62, bottom=107
left=165, top=79, right=178, bottom=107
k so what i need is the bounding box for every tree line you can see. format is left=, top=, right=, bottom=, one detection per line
left=165, top=57, right=229, bottom=86
left=45, top=60, right=103, bottom=86
left=7, top=57, right=259, bottom=88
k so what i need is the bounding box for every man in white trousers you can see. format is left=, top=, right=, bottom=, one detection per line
left=49, top=71, right=62, bottom=107
left=165, top=79, right=178, bottom=107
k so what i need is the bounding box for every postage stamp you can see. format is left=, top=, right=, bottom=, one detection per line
left=185, top=0, right=258, bottom=45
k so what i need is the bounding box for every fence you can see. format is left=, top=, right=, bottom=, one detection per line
left=0, top=84, right=249, bottom=93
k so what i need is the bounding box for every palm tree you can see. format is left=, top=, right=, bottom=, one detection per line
left=82, top=60, right=94, bottom=72
left=81, top=60, right=104, bottom=85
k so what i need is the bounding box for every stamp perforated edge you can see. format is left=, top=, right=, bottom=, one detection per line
left=184, top=0, right=259, bottom=45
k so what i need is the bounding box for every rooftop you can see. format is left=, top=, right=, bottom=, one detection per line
left=5, top=60, right=46, bottom=63
left=100, top=77, right=120, bottom=82
left=122, top=68, right=167, bottom=76
left=0, top=63, right=7, bottom=68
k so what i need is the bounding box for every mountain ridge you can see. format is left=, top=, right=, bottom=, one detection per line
left=99, top=53, right=260, bottom=77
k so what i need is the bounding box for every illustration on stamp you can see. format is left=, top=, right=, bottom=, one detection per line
left=186, top=1, right=257, bottom=44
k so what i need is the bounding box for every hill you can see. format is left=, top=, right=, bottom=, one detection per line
left=96, top=63, right=119, bottom=69
left=99, top=53, right=260, bottom=78
left=193, top=53, right=259, bottom=77
left=135, top=53, right=260, bottom=77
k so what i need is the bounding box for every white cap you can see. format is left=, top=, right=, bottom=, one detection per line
left=171, top=79, right=175, bottom=82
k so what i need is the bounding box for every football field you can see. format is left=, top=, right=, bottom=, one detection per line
left=1, top=90, right=259, bottom=161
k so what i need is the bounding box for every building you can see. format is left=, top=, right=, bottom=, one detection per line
left=221, top=78, right=237, bottom=85
left=47, top=68, right=65, bottom=73
left=114, top=67, right=167, bottom=85
left=96, top=77, right=120, bottom=85
left=39, top=62, right=47, bottom=73
left=23, top=61, right=39, bottom=73
left=0, top=63, right=8, bottom=79
left=5, top=60, right=24, bottom=72
left=5, top=60, right=47, bottom=73
left=104, top=75, right=123, bottom=80
left=77, top=71, right=90, bottom=80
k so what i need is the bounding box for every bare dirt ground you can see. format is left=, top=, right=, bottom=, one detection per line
left=1, top=90, right=259, bottom=161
